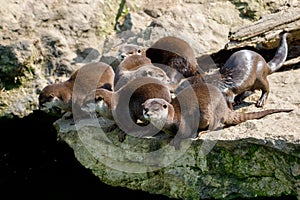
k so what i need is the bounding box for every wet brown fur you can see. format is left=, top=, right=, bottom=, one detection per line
left=83, top=77, right=172, bottom=142
left=215, top=32, right=289, bottom=109
left=142, top=78, right=293, bottom=149
left=146, top=36, right=203, bottom=78
left=114, top=54, right=152, bottom=86
left=118, top=44, right=146, bottom=61
left=39, top=62, right=115, bottom=113
left=114, top=54, right=172, bottom=91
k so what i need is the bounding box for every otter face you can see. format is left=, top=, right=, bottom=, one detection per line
left=139, top=66, right=171, bottom=84
left=142, top=98, right=169, bottom=130
left=39, top=94, right=69, bottom=114
left=39, top=86, right=70, bottom=114
left=46, top=97, right=69, bottom=112
left=118, top=44, right=145, bottom=61
left=81, top=96, right=112, bottom=120
left=221, top=88, right=235, bottom=110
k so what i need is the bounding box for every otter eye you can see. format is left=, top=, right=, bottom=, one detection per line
left=163, top=104, right=167, bottom=109
left=141, top=70, right=147, bottom=76
left=46, top=95, right=54, bottom=101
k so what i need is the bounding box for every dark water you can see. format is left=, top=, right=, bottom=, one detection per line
left=0, top=110, right=297, bottom=200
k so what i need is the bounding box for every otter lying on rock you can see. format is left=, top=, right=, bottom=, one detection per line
left=142, top=77, right=293, bottom=149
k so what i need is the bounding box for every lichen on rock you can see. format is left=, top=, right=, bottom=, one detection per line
left=54, top=113, right=300, bottom=199
left=1, top=1, right=300, bottom=199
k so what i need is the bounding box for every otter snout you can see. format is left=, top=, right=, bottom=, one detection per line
left=119, top=53, right=127, bottom=60
left=143, top=108, right=151, bottom=119
left=39, top=103, right=47, bottom=111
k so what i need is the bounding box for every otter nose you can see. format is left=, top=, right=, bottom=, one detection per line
left=143, top=108, right=149, bottom=115
left=39, top=104, right=46, bottom=110
left=120, top=54, right=126, bottom=60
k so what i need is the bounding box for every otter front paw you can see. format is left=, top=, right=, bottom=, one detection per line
left=170, top=138, right=181, bottom=150
left=118, top=131, right=127, bottom=142
left=256, top=99, right=265, bottom=107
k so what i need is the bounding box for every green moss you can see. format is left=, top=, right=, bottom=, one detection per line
left=228, top=0, right=267, bottom=21
left=54, top=117, right=300, bottom=200
left=0, top=65, right=21, bottom=90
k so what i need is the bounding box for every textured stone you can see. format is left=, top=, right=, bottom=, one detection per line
left=1, top=1, right=300, bottom=198
left=0, top=0, right=124, bottom=117
left=1, top=0, right=299, bottom=117
left=54, top=115, right=300, bottom=200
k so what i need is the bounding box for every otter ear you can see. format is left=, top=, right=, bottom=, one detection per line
left=163, top=104, right=167, bottom=109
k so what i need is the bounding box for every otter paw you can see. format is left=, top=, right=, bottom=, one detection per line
left=170, top=138, right=181, bottom=150
left=256, top=100, right=265, bottom=107
left=118, top=131, right=127, bottom=142
left=103, top=124, right=118, bottom=133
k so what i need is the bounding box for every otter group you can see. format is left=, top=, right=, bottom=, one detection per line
left=39, top=33, right=293, bottom=150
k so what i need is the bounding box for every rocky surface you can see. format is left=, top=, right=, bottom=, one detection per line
left=56, top=66, right=300, bottom=199
left=1, top=0, right=300, bottom=199
left=2, top=0, right=299, bottom=117
left=54, top=66, right=300, bottom=200
left=0, top=0, right=141, bottom=117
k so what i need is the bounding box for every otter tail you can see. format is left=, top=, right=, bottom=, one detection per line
left=267, top=32, right=289, bottom=74
left=225, top=108, right=293, bottom=126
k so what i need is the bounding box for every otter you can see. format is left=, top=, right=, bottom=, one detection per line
left=142, top=79, right=293, bottom=150
left=118, top=43, right=145, bottom=61
left=38, top=62, right=115, bottom=115
left=114, top=54, right=175, bottom=92
left=214, top=32, right=289, bottom=109
left=173, top=75, right=206, bottom=95
left=114, top=54, right=153, bottom=85
left=114, top=65, right=172, bottom=91
left=145, top=36, right=203, bottom=79
left=81, top=77, right=172, bottom=142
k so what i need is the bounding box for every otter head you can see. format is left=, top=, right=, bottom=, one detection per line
left=38, top=84, right=71, bottom=114
left=118, top=54, right=152, bottom=72
left=220, top=88, right=235, bottom=110
left=81, top=89, right=113, bottom=120
left=118, top=44, right=145, bottom=61
left=142, top=98, right=173, bottom=130
left=168, top=56, right=196, bottom=77
left=139, top=65, right=171, bottom=84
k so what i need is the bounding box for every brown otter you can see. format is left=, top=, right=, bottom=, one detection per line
left=81, top=77, right=172, bottom=142
left=214, top=32, right=289, bottom=109
left=114, top=65, right=172, bottom=91
left=114, top=54, right=175, bottom=92
left=118, top=43, right=146, bottom=61
left=114, top=54, right=152, bottom=84
left=39, top=62, right=115, bottom=115
left=145, top=36, right=204, bottom=78
left=142, top=79, right=293, bottom=149
left=115, top=54, right=153, bottom=81
left=173, top=75, right=206, bottom=95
